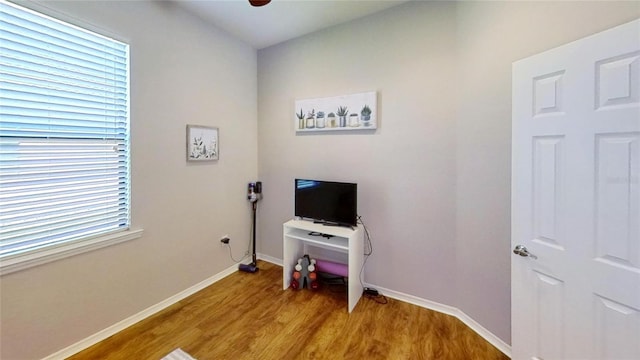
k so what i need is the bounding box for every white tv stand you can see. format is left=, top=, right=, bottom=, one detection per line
left=282, top=219, right=364, bottom=313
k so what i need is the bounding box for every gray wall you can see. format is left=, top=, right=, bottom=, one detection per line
left=257, top=0, right=458, bottom=305
left=454, top=0, right=640, bottom=343
left=257, top=0, right=640, bottom=345
left=2, top=1, right=639, bottom=358
left=0, top=1, right=258, bottom=359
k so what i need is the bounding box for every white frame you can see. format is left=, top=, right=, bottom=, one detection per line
left=187, top=125, right=219, bottom=161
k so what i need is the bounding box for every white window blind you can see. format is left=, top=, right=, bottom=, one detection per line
left=0, top=2, right=131, bottom=261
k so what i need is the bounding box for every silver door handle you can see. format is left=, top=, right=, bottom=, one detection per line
left=513, top=245, right=537, bottom=259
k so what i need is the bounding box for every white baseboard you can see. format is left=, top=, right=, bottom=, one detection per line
left=257, top=252, right=282, bottom=266
left=455, top=309, right=512, bottom=357
left=365, top=283, right=512, bottom=358
left=43, top=263, right=240, bottom=360
left=260, top=255, right=511, bottom=357
left=44, top=257, right=511, bottom=359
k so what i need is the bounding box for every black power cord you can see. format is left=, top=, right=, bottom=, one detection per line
left=224, top=242, right=248, bottom=263
left=222, top=206, right=254, bottom=263
left=357, top=215, right=387, bottom=305
left=364, top=290, right=388, bottom=304
left=363, top=287, right=378, bottom=296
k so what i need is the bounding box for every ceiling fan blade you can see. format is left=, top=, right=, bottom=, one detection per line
left=249, top=0, right=271, bottom=7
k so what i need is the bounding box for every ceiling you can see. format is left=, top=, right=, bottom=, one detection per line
left=173, top=0, right=411, bottom=49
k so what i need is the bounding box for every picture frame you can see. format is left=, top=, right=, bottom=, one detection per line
left=187, top=125, right=219, bottom=161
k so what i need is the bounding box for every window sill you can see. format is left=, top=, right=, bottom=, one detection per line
left=0, top=229, right=144, bottom=276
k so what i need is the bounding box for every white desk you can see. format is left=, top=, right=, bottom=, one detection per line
left=282, top=219, right=364, bottom=313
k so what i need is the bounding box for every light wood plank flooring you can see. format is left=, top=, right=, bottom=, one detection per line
left=67, top=261, right=509, bottom=360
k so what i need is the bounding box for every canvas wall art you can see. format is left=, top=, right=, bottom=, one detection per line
left=294, top=91, right=377, bottom=132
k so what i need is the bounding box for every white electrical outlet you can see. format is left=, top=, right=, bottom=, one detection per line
left=219, top=235, right=230, bottom=244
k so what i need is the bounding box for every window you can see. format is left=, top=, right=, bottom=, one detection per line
left=0, top=2, right=140, bottom=274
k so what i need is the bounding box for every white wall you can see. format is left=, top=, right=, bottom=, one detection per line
left=257, top=0, right=640, bottom=346
left=0, top=1, right=258, bottom=359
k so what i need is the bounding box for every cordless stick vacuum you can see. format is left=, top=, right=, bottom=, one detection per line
left=239, top=181, right=261, bottom=273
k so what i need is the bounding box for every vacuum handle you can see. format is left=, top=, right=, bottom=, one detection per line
left=248, top=181, right=262, bottom=202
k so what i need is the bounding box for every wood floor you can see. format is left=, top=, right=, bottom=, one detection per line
left=67, top=261, right=508, bottom=360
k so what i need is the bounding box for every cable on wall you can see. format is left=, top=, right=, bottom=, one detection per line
left=357, top=215, right=388, bottom=304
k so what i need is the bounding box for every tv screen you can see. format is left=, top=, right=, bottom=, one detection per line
left=295, top=179, right=357, bottom=227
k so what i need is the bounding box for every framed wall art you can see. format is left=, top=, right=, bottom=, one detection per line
left=187, top=125, right=219, bottom=161
left=294, top=91, right=377, bottom=133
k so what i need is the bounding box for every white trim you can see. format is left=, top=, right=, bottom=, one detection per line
left=262, top=254, right=511, bottom=356
left=257, top=252, right=282, bottom=266
left=366, top=283, right=512, bottom=358
left=455, top=310, right=512, bottom=357
left=43, top=255, right=511, bottom=359
left=13, top=0, right=131, bottom=43
left=0, top=229, right=144, bottom=276
left=42, top=262, right=240, bottom=360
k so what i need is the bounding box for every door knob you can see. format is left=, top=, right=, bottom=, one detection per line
left=513, top=245, right=538, bottom=259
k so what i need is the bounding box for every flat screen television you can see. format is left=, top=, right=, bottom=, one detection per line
left=294, top=179, right=357, bottom=227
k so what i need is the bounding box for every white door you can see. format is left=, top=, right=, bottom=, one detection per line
left=512, top=19, right=640, bottom=360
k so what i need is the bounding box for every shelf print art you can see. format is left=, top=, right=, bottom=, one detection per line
left=295, top=91, right=377, bottom=133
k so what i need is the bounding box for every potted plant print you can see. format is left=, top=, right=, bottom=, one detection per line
left=349, top=112, right=359, bottom=127
left=360, top=105, right=372, bottom=127
left=337, top=106, right=348, bottom=127
left=306, top=109, right=316, bottom=129
left=316, top=111, right=326, bottom=129
left=296, top=108, right=305, bottom=130
left=327, top=112, right=336, bottom=128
